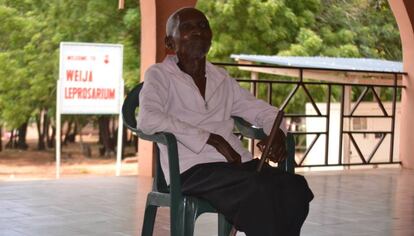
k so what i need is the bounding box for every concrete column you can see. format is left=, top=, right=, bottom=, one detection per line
left=388, top=0, right=414, bottom=168
left=138, top=0, right=197, bottom=176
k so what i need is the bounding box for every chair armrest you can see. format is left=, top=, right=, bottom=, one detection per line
left=137, top=130, right=172, bottom=145
left=232, top=116, right=267, bottom=140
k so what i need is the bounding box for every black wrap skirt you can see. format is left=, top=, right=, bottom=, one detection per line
left=180, top=159, right=314, bottom=236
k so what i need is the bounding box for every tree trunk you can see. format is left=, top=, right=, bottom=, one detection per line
left=36, top=113, right=46, bottom=150
left=43, top=110, right=49, bottom=148
left=17, top=122, right=28, bottom=150
left=98, top=119, right=103, bottom=145
left=6, top=129, right=14, bottom=149
left=98, top=116, right=115, bottom=156
left=111, top=116, right=117, bottom=151
left=63, top=121, right=72, bottom=144
left=72, top=122, right=78, bottom=142
left=63, top=120, right=76, bottom=144
left=47, top=125, right=56, bottom=148
left=111, top=117, right=116, bottom=135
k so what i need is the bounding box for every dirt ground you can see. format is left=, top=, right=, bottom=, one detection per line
left=0, top=139, right=139, bottom=181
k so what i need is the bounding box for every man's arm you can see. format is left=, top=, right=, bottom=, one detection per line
left=207, top=133, right=241, bottom=164
left=229, top=78, right=286, bottom=135
left=229, top=77, right=287, bottom=163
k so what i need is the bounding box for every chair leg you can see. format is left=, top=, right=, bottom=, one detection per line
left=183, top=203, right=197, bottom=236
left=141, top=204, right=158, bottom=236
left=170, top=203, right=186, bottom=236
left=218, top=213, right=233, bottom=236
left=184, top=216, right=196, bottom=236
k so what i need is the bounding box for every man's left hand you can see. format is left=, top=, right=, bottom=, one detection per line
left=256, top=128, right=287, bottom=163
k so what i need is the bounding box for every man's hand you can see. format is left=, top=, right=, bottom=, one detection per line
left=256, top=128, right=287, bottom=163
left=207, top=133, right=241, bottom=165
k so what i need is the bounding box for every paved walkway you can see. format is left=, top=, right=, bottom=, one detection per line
left=1, top=168, right=413, bottom=236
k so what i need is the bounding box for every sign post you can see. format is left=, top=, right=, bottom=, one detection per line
left=57, top=42, right=124, bottom=178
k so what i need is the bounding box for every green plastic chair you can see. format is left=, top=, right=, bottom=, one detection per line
left=122, top=83, right=296, bottom=236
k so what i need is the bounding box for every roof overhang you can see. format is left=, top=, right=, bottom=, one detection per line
left=230, top=55, right=405, bottom=86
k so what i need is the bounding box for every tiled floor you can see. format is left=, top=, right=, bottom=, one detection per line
left=1, top=168, right=413, bottom=236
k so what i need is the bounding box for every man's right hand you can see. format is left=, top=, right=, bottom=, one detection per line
left=207, top=133, right=241, bottom=165
left=256, top=128, right=287, bottom=163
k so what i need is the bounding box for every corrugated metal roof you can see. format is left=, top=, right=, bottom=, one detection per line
left=230, top=54, right=403, bottom=73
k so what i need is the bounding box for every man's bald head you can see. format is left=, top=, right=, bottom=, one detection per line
left=165, top=7, right=212, bottom=59
left=166, top=7, right=208, bottom=37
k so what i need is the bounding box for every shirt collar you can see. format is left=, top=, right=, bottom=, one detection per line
left=163, top=55, right=226, bottom=98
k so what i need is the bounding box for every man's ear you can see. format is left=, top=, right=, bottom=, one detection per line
left=165, top=36, right=175, bottom=50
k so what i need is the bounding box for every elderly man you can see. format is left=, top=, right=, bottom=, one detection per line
left=137, top=7, right=313, bottom=236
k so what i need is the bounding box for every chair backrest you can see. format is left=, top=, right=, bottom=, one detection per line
left=122, top=83, right=143, bottom=133
left=122, top=82, right=169, bottom=193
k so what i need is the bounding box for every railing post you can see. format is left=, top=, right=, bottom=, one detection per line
left=390, top=74, right=398, bottom=162
left=339, top=85, right=345, bottom=165
left=325, top=85, right=331, bottom=165
left=343, top=85, right=352, bottom=168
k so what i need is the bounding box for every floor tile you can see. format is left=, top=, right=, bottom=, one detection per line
left=1, top=168, right=413, bottom=235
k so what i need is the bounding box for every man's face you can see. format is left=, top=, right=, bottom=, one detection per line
left=167, top=9, right=212, bottom=60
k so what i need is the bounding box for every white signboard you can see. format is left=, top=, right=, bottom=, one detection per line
left=59, top=42, right=123, bottom=114
left=56, top=42, right=124, bottom=178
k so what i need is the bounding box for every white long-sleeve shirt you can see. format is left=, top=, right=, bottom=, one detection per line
left=137, top=55, right=286, bottom=184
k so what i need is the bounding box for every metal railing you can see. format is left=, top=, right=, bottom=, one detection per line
left=214, top=62, right=406, bottom=168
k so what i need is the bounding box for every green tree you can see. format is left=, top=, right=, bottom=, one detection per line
left=198, top=0, right=321, bottom=62
left=198, top=0, right=401, bottom=60
left=197, top=0, right=401, bottom=114
left=0, top=0, right=140, bottom=150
